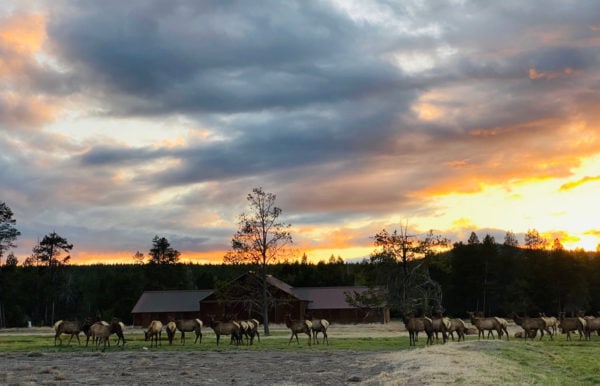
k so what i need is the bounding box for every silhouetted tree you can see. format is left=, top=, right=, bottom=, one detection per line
left=468, top=232, right=480, bottom=245
left=370, top=224, right=448, bottom=313
left=26, top=231, right=73, bottom=324
left=223, top=187, right=293, bottom=335
left=148, top=236, right=180, bottom=264
left=0, top=202, right=20, bottom=264
left=525, top=228, right=547, bottom=250
left=503, top=230, right=519, bottom=247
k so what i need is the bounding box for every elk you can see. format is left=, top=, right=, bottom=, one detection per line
left=145, top=320, right=163, bottom=348
left=539, top=313, right=558, bottom=335
left=246, top=318, right=261, bottom=345
left=494, top=317, right=510, bottom=340
left=165, top=321, right=177, bottom=345
left=111, top=318, right=126, bottom=346
left=175, top=319, right=203, bottom=344
left=467, top=312, right=503, bottom=340
left=54, top=320, right=85, bottom=346
left=431, top=313, right=450, bottom=343
left=448, top=318, right=467, bottom=342
left=402, top=313, right=434, bottom=346
left=285, top=314, right=312, bottom=346
left=207, top=315, right=241, bottom=346
left=559, top=312, right=586, bottom=341
left=308, top=314, right=330, bottom=345
left=512, top=314, right=552, bottom=340
left=90, top=322, right=112, bottom=352
left=584, top=315, right=600, bottom=339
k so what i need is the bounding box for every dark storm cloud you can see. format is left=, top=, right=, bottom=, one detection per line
left=48, top=0, right=410, bottom=116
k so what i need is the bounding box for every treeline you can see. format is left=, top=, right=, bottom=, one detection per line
left=1, top=244, right=599, bottom=327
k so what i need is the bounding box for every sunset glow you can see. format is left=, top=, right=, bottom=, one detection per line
left=2, top=2, right=600, bottom=265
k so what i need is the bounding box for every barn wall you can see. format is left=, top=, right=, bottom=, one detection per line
left=307, top=308, right=390, bottom=324
left=132, top=311, right=200, bottom=327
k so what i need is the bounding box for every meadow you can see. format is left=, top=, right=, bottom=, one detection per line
left=1, top=323, right=600, bottom=385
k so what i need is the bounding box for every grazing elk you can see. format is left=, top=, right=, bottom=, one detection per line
left=494, top=317, right=510, bottom=340
left=145, top=320, right=163, bottom=348
left=90, top=322, right=112, bottom=352
left=176, top=319, right=203, bottom=344
left=111, top=318, right=126, bottom=346
left=165, top=321, right=177, bottom=345
left=285, top=314, right=312, bottom=346
left=448, top=318, right=467, bottom=342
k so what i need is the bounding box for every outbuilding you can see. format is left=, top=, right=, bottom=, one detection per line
left=131, top=273, right=389, bottom=326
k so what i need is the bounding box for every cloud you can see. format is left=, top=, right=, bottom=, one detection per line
left=560, top=175, right=600, bottom=191
left=3, top=1, right=600, bottom=261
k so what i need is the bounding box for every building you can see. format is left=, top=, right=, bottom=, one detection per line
left=131, top=273, right=389, bottom=326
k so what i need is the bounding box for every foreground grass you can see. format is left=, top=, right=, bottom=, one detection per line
left=2, top=330, right=600, bottom=384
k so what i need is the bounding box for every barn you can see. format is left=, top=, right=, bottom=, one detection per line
left=131, top=273, right=389, bottom=326
left=131, top=289, right=212, bottom=327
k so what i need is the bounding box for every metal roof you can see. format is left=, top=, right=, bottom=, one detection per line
left=131, top=290, right=213, bottom=314
left=294, top=286, right=371, bottom=310
left=131, top=275, right=385, bottom=314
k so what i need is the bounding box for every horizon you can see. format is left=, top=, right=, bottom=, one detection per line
left=2, top=1, right=600, bottom=264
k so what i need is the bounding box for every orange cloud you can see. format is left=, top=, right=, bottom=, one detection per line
left=584, top=229, right=600, bottom=237
left=528, top=67, right=575, bottom=80
left=559, top=175, right=600, bottom=191
left=0, top=13, right=46, bottom=76
left=0, top=13, right=46, bottom=53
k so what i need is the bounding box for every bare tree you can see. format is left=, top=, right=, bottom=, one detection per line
left=224, top=187, right=292, bottom=335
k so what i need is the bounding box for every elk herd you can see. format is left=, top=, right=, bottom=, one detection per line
left=52, top=310, right=600, bottom=351
left=402, top=310, right=600, bottom=346
left=52, top=314, right=330, bottom=350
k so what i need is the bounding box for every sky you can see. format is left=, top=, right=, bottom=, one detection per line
left=2, top=0, right=600, bottom=265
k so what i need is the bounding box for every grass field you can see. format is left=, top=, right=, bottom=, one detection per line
left=2, top=326, right=600, bottom=384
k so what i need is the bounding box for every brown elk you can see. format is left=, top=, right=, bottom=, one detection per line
left=512, top=314, right=552, bottom=340
left=145, top=320, right=163, bottom=347
left=207, top=315, right=242, bottom=346
left=558, top=312, right=586, bottom=341
left=54, top=320, right=86, bottom=346
left=90, top=322, right=112, bottom=352
left=402, top=313, right=434, bottom=346
left=539, top=313, right=558, bottom=335
left=308, top=314, right=330, bottom=345
left=584, top=314, right=600, bottom=339
left=448, top=318, right=467, bottom=342
left=431, top=313, right=450, bottom=343
left=467, top=312, right=503, bottom=340
left=175, top=319, right=203, bottom=344
left=165, top=321, right=177, bottom=345
left=285, top=314, right=312, bottom=346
